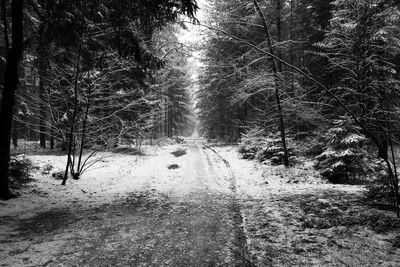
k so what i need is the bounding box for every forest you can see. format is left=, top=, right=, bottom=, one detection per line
left=1, top=0, right=400, bottom=266
left=196, top=0, right=400, bottom=213
left=0, top=0, right=198, bottom=198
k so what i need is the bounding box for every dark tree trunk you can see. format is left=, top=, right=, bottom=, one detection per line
left=377, top=134, right=388, bottom=160
left=253, top=0, right=290, bottom=167
left=218, top=95, right=224, bottom=139
left=276, top=0, right=282, bottom=72
left=164, top=106, right=168, bottom=137
left=289, top=0, right=295, bottom=96
left=12, top=120, right=18, bottom=148
left=50, top=135, right=54, bottom=149
left=38, top=23, right=50, bottom=149
left=39, top=126, right=46, bottom=147
left=62, top=47, right=81, bottom=185
left=39, top=77, right=46, bottom=148
left=0, top=0, right=24, bottom=199
left=77, top=81, right=92, bottom=175
left=61, top=140, right=67, bottom=151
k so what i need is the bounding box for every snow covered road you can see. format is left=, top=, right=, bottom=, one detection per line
left=2, top=141, right=400, bottom=266
left=0, top=141, right=254, bottom=266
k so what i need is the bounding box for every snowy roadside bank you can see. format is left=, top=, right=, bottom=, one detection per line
left=212, top=145, right=400, bottom=266
left=0, top=144, right=181, bottom=218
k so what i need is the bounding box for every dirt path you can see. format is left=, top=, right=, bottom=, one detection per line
left=1, top=141, right=254, bottom=266
left=5, top=142, right=400, bottom=266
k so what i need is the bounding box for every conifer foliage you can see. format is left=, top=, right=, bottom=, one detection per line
left=315, top=118, right=370, bottom=183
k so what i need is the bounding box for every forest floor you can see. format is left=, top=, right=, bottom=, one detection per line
left=1, top=139, right=400, bottom=266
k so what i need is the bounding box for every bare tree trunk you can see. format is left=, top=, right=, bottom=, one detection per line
left=164, top=103, right=168, bottom=137
left=77, top=79, right=92, bottom=175
left=39, top=72, right=46, bottom=148
left=376, top=135, right=388, bottom=160
left=388, top=131, right=399, bottom=217
left=0, top=0, right=23, bottom=199
left=289, top=0, right=295, bottom=96
left=218, top=95, right=224, bottom=139
left=253, top=0, right=289, bottom=167
left=62, top=46, right=81, bottom=185
left=384, top=96, right=400, bottom=217
left=276, top=0, right=282, bottom=72
left=37, top=22, right=50, bottom=149
left=12, top=120, right=18, bottom=148
left=50, top=135, right=54, bottom=149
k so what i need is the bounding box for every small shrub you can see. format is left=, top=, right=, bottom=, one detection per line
left=256, top=143, right=294, bottom=165
left=365, top=158, right=396, bottom=203
left=175, top=137, right=185, bottom=144
left=238, top=128, right=295, bottom=165
left=171, top=148, right=187, bottom=157
left=9, top=156, right=37, bottom=188
left=9, top=156, right=34, bottom=180
left=366, top=174, right=394, bottom=203
left=315, top=118, right=372, bottom=184
left=41, top=164, right=54, bottom=175
left=52, top=171, right=64, bottom=180
left=238, top=142, right=259, bottom=159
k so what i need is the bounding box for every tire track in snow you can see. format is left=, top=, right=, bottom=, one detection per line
left=201, top=142, right=255, bottom=267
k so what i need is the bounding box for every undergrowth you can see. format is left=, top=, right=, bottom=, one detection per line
left=9, top=156, right=38, bottom=188
left=238, top=131, right=296, bottom=166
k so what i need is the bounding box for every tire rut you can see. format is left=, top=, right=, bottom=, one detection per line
left=201, top=143, right=255, bottom=266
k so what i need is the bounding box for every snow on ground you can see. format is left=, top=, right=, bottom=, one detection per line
left=0, top=142, right=243, bottom=266
left=213, top=145, right=400, bottom=266
left=1, top=144, right=184, bottom=218
left=1, top=143, right=204, bottom=266
left=2, top=143, right=400, bottom=266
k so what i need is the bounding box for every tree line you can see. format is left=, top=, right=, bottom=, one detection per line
left=0, top=0, right=198, bottom=199
left=196, top=0, right=400, bottom=212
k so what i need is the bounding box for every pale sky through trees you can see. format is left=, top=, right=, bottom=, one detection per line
left=177, top=0, right=208, bottom=80
left=177, top=0, right=208, bottom=127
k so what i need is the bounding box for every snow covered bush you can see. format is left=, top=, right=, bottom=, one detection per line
left=255, top=138, right=295, bottom=165
left=9, top=156, right=38, bottom=188
left=41, top=164, right=54, bottom=175
left=9, top=156, right=35, bottom=180
left=238, top=128, right=295, bottom=165
left=366, top=159, right=397, bottom=204
left=238, top=137, right=264, bottom=160
left=51, top=170, right=65, bottom=180
left=315, top=119, right=372, bottom=183
left=238, top=127, right=265, bottom=159
left=175, top=137, right=185, bottom=144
